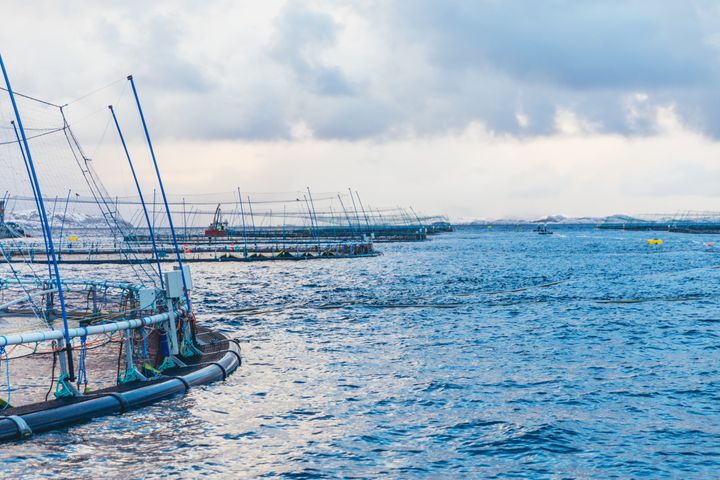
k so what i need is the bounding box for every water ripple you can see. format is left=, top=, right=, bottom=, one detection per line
left=2, top=226, right=720, bottom=477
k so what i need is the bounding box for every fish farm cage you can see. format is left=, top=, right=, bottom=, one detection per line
left=0, top=190, right=453, bottom=265
left=114, top=190, right=450, bottom=244
left=0, top=54, right=240, bottom=441
left=0, top=236, right=377, bottom=264
left=0, top=272, right=240, bottom=442
left=0, top=66, right=451, bottom=267
left=597, top=211, right=720, bottom=233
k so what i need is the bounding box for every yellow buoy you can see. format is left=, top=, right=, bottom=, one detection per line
left=647, top=239, right=663, bottom=245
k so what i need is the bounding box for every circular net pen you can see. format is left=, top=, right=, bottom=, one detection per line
left=0, top=274, right=240, bottom=442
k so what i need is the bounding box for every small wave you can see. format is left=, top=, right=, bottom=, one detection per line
left=597, top=296, right=704, bottom=304
left=459, top=424, right=582, bottom=457
left=422, top=381, right=466, bottom=392
left=366, top=303, right=463, bottom=309
left=450, top=419, right=506, bottom=431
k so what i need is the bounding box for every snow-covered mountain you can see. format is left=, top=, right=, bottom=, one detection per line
left=6, top=209, right=133, bottom=231
left=459, top=214, right=647, bottom=225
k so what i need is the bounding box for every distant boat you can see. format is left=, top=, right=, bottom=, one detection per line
left=535, top=224, right=553, bottom=235
left=204, top=204, right=229, bottom=237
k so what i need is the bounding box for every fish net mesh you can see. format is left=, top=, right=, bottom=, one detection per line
left=0, top=281, right=145, bottom=406
left=0, top=71, right=199, bottom=414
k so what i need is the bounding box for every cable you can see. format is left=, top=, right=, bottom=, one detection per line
left=0, top=127, right=64, bottom=146
left=45, top=346, right=57, bottom=401
left=63, top=77, right=126, bottom=107
left=0, top=346, right=9, bottom=411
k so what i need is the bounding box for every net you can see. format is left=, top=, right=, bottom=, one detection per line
left=0, top=57, right=208, bottom=424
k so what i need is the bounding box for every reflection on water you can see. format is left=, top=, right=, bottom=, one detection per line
left=2, top=225, right=720, bottom=477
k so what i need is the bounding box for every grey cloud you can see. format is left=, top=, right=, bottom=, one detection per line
left=9, top=0, right=720, bottom=142
left=92, top=11, right=212, bottom=94
left=400, top=1, right=713, bottom=89
left=140, top=16, right=212, bottom=93
left=270, top=3, right=354, bottom=96
left=251, top=0, right=720, bottom=140
left=371, top=0, right=720, bottom=138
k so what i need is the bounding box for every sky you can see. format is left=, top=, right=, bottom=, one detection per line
left=2, top=0, right=720, bottom=220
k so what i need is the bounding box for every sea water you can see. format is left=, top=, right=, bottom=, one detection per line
left=2, top=225, right=719, bottom=478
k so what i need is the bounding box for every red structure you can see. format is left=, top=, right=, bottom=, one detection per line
left=204, top=204, right=228, bottom=237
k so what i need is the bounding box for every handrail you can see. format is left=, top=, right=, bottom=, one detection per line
left=0, top=310, right=176, bottom=347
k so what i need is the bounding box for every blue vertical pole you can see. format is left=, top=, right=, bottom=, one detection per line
left=126, top=75, right=192, bottom=312
left=237, top=187, right=248, bottom=257
left=247, top=195, right=259, bottom=252
left=355, top=191, right=371, bottom=228
left=152, top=189, right=157, bottom=235
left=282, top=204, right=286, bottom=252
left=302, top=195, right=315, bottom=245
left=348, top=187, right=363, bottom=235
left=11, top=121, right=52, bottom=278
left=108, top=105, right=165, bottom=288
left=337, top=194, right=356, bottom=239
left=0, top=53, right=75, bottom=380
left=306, top=188, right=322, bottom=253
left=57, top=189, right=71, bottom=256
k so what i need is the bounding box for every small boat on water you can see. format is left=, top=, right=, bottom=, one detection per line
left=535, top=224, right=553, bottom=235
left=205, top=204, right=229, bottom=237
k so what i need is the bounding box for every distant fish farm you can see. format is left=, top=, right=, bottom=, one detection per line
left=598, top=211, right=720, bottom=233
left=0, top=190, right=451, bottom=265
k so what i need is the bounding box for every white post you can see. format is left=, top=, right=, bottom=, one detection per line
left=166, top=303, right=180, bottom=355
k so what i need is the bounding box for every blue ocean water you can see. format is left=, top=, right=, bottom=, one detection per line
left=2, top=225, right=720, bottom=478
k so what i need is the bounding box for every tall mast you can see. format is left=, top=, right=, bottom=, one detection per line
left=302, top=194, right=318, bottom=249
left=348, top=187, right=363, bottom=235
left=337, top=194, right=355, bottom=239
left=11, top=121, right=51, bottom=277
left=127, top=75, right=192, bottom=313
left=410, top=206, right=424, bottom=229
left=150, top=189, right=155, bottom=234
left=247, top=195, right=258, bottom=252
left=57, top=189, right=71, bottom=255
left=183, top=197, right=187, bottom=239
left=355, top=190, right=371, bottom=227
left=108, top=105, right=164, bottom=287
left=307, top=187, right=322, bottom=253
left=237, top=187, right=248, bottom=257
left=1, top=53, right=75, bottom=383
left=282, top=204, right=287, bottom=251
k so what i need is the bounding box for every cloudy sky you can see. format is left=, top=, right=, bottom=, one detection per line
left=3, top=0, right=720, bottom=220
